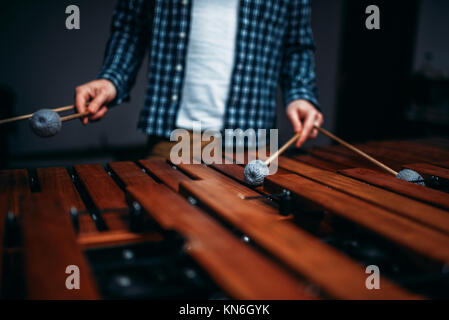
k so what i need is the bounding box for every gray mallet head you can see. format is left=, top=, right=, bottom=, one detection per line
left=29, top=109, right=62, bottom=138
left=244, top=160, right=270, bottom=186
left=396, top=168, right=425, bottom=186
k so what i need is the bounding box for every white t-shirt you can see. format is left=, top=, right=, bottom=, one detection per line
left=176, top=0, right=239, bottom=131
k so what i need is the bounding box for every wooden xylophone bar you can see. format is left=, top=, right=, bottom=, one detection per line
left=1, top=137, right=449, bottom=299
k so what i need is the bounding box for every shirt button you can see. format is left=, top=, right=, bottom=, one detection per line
left=172, top=94, right=178, bottom=101
left=176, top=64, right=183, bottom=72
left=179, top=32, right=186, bottom=39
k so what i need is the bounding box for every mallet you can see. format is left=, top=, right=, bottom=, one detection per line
left=29, top=109, right=90, bottom=137
left=244, top=126, right=425, bottom=186
left=244, top=132, right=302, bottom=186
left=1, top=105, right=90, bottom=138
left=0, top=105, right=76, bottom=125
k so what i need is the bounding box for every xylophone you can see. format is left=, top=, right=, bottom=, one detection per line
left=1, top=138, right=449, bottom=300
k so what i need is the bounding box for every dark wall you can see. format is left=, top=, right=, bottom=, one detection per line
left=0, top=0, right=148, bottom=158
left=335, top=0, right=420, bottom=142
left=414, top=0, right=449, bottom=71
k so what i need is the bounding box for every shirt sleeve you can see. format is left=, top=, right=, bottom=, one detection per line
left=281, top=0, right=320, bottom=110
left=97, top=0, right=152, bottom=106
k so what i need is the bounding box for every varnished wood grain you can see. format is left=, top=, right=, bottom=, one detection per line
left=37, top=167, right=96, bottom=234
left=354, top=144, right=431, bottom=168
left=139, top=159, right=191, bottom=192
left=265, top=174, right=449, bottom=265
left=78, top=232, right=163, bottom=249
left=20, top=193, right=99, bottom=299
left=308, top=147, right=388, bottom=171
left=211, top=163, right=290, bottom=195
left=176, top=163, right=281, bottom=218
left=367, top=140, right=449, bottom=162
left=179, top=180, right=418, bottom=299
left=108, top=161, right=155, bottom=186
left=290, top=154, right=348, bottom=172
left=74, top=164, right=128, bottom=231
left=278, top=157, right=449, bottom=234
left=128, top=182, right=314, bottom=300
left=341, top=168, right=449, bottom=211
left=414, top=138, right=449, bottom=149
left=435, top=161, right=449, bottom=169
left=314, top=144, right=413, bottom=172
left=404, top=163, right=449, bottom=181
left=0, top=169, right=30, bottom=216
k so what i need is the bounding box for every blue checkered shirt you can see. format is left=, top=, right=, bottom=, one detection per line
left=98, top=0, right=319, bottom=138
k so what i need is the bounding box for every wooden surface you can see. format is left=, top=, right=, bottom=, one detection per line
left=179, top=179, right=418, bottom=299
left=403, top=163, right=449, bottom=181
left=113, top=161, right=313, bottom=299
left=265, top=174, right=449, bottom=264
left=2, top=137, right=448, bottom=299
left=139, top=159, right=191, bottom=192
left=74, top=164, right=127, bottom=210
left=37, top=168, right=85, bottom=211
left=436, top=161, right=449, bottom=169
left=367, top=140, right=449, bottom=162
left=0, top=169, right=30, bottom=216
left=278, top=157, right=449, bottom=235
left=176, top=163, right=283, bottom=219
left=78, top=232, right=163, bottom=250
left=290, top=154, right=348, bottom=172
left=354, top=144, right=428, bottom=168
left=341, top=168, right=449, bottom=211
left=74, top=164, right=128, bottom=231
left=20, top=193, right=99, bottom=299
left=108, top=161, right=155, bottom=186
left=37, top=167, right=96, bottom=234
left=128, top=182, right=314, bottom=300
left=308, top=147, right=388, bottom=172
left=211, top=162, right=291, bottom=195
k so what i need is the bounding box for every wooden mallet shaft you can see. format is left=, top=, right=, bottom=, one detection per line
left=0, top=105, right=75, bottom=125
left=265, top=126, right=398, bottom=177
left=60, top=111, right=90, bottom=122
left=316, top=127, right=398, bottom=176
left=265, top=132, right=302, bottom=165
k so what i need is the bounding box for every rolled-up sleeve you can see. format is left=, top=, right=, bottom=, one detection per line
left=97, top=0, right=152, bottom=106
left=281, top=0, right=319, bottom=109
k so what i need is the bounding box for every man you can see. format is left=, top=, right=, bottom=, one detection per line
left=75, top=0, right=323, bottom=159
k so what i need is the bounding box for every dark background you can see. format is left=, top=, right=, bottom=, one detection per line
left=0, top=0, right=448, bottom=169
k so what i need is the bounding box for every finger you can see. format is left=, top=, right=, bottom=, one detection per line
left=310, top=114, right=323, bottom=139
left=75, top=87, right=91, bottom=125
left=87, top=90, right=108, bottom=115
left=296, top=111, right=317, bottom=148
left=90, top=106, right=108, bottom=121
left=287, top=109, right=303, bottom=134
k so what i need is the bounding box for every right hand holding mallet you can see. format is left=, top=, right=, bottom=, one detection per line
left=244, top=126, right=425, bottom=186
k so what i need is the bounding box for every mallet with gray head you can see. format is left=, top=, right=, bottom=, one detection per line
left=244, top=126, right=425, bottom=186
left=0, top=105, right=89, bottom=138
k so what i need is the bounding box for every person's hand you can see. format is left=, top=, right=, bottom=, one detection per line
left=286, top=99, right=323, bottom=148
left=75, top=79, right=117, bottom=125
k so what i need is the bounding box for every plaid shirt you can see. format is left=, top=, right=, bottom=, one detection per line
left=98, top=0, right=319, bottom=138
